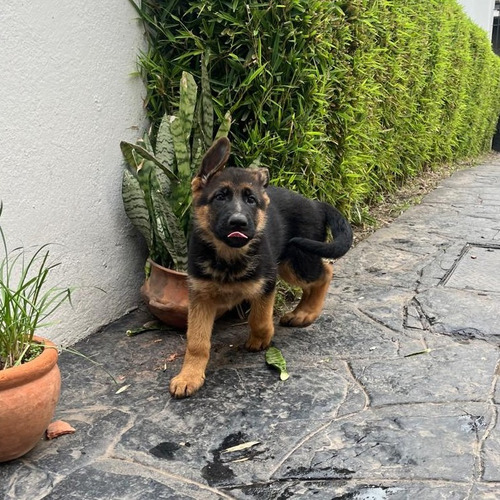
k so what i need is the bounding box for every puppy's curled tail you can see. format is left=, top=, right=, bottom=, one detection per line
left=289, top=203, right=353, bottom=259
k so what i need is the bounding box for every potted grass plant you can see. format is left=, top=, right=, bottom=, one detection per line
left=121, top=60, right=230, bottom=328
left=0, top=203, right=72, bottom=462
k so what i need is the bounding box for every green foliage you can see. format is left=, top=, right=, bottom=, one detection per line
left=121, top=68, right=230, bottom=271
left=265, top=346, right=290, bottom=381
left=0, top=204, right=72, bottom=370
left=130, top=0, right=338, bottom=200
left=131, top=0, right=500, bottom=221
left=327, top=0, right=500, bottom=220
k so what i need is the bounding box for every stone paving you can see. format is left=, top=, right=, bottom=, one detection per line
left=1, top=154, right=500, bottom=499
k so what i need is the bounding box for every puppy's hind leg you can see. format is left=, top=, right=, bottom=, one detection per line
left=279, top=260, right=333, bottom=327
left=246, top=289, right=276, bottom=351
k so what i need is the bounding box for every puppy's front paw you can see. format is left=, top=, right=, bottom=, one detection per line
left=169, top=373, right=205, bottom=398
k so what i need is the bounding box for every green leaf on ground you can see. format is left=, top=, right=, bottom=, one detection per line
left=265, top=346, right=290, bottom=381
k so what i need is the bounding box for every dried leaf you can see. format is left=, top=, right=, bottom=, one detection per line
left=221, top=441, right=260, bottom=454
left=46, top=420, right=76, bottom=440
left=166, top=352, right=181, bottom=363
left=115, top=384, right=131, bottom=394
left=126, top=320, right=164, bottom=337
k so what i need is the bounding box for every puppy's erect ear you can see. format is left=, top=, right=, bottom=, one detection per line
left=254, top=167, right=270, bottom=188
left=196, top=136, right=231, bottom=182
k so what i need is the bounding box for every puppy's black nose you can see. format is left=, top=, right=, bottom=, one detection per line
left=228, top=213, right=248, bottom=228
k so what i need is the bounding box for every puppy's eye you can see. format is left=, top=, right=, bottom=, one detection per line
left=246, top=195, right=257, bottom=205
left=214, top=192, right=226, bottom=202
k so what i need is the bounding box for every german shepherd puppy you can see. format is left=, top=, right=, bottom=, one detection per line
left=170, top=137, right=352, bottom=398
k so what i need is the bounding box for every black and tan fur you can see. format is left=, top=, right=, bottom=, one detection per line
left=170, top=137, right=353, bottom=398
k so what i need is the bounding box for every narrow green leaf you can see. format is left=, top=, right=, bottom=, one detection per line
left=199, top=53, right=214, bottom=150
left=151, top=186, right=188, bottom=271
left=190, top=135, right=204, bottom=177
left=136, top=160, right=187, bottom=270
left=173, top=72, right=198, bottom=177
left=215, top=112, right=232, bottom=140
left=404, top=348, right=432, bottom=358
left=120, top=141, right=141, bottom=172
left=121, top=141, right=178, bottom=182
left=155, top=114, right=176, bottom=169
left=122, top=169, right=152, bottom=249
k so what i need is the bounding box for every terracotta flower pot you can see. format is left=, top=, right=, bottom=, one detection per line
left=140, top=259, right=189, bottom=329
left=0, top=337, right=61, bottom=462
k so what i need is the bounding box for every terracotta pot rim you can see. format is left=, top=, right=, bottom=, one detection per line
left=0, top=336, right=59, bottom=390
left=148, top=258, right=188, bottom=277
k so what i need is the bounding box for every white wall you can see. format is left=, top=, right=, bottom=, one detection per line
left=0, top=1, right=148, bottom=345
left=458, top=0, right=495, bottom=37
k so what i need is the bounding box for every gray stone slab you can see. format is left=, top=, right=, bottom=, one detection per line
left=110, top=362, right=355, bottom=487
left=350, top=340, right=499, bottom=406
left=418, top=240, right=500, bottom=292
left=15, top=408, right=133, bottom=476
left=227, top=481, right=471, bottom=499
left=332, top=240, right=431, bottom=289
left=417, top=287, right=500, bottom=343
left=443, top=243, right=500, bottom=293
left=1, top=462, right=56, bottom=500
left=481, top=405, right=500, bottom=482
left=272, top=403, right=490, bottom=483
left=44, top=459, right=226, bottom=499
left=3, top=157, right=500, bottom=499
left=423, top=186, right=500, bottom=206
left=418, top=242, right=475, bottom=291
left=440, top=167, right=500, bottom=186
left=289, top=307, right=403, bottom=360
left=472, top=482, right=500, bottom=499
left=393, top=203, right=500, bottom=242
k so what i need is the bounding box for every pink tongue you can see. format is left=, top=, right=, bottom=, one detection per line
left=228, top=231, right=248, bottom=239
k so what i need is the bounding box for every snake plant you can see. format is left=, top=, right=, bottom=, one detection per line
left=121, top=64, right=231, bottom=272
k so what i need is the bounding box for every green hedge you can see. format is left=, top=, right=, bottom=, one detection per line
left=132, top=0, right=500, bottom=221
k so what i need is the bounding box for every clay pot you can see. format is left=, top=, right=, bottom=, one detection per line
left=0, top=337, right=61, bottom=462
left=140, top=259, right=189, bottom=329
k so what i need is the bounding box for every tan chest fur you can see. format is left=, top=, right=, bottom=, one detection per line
left=189, top=277, right=266, bottom=311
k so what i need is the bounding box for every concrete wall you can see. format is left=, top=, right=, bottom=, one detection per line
left=458, top=0, right=495, bottom=38
left=0, top=1, right=147, bottom=345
